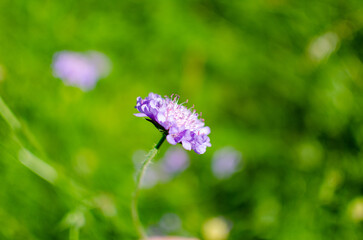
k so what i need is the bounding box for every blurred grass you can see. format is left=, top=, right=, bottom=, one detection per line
left=1, top=0, right=363, bottom=239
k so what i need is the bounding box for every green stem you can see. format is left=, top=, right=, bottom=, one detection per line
left=155, top=133, right=167, bottom=150
left=131, top=133, right=167, bottom=240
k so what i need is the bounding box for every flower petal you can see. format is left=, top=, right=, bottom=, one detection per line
left=199, top=127, right=211, bottom=135
left=167, top=135, right=177, bottom=145
left=194, top=145, right=207, bottom=154
left=157, top=113, right=166, bottom=122
left=182, top=140, right=192, bottom=151
left=134, top=113, right=147, bottom=117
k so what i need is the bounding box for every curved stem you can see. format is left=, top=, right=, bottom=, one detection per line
left=132, top=133, right=167, bottom=240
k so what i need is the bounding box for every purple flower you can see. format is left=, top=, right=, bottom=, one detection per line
left=135, top=93, right=211, bottom=154
left=212, top=147, right=242, bottom=179
left=161, top=147, right=190, bottom=174
left=52, top=51, right=111, bottom=91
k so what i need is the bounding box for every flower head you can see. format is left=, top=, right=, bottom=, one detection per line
left=135, top=93, right=211, bottom=154
left=52, top=51, right=111, bottom=91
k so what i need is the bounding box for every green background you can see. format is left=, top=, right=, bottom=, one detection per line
left=1, top=0, right=363, bottom=239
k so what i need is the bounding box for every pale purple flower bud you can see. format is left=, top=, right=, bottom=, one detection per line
left=212, top=147, right=242, bottom=179
left=135, top=93, right=211, bottom=154
left=52, top=51, right=111, bottom=91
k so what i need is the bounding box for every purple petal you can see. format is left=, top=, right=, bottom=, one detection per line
left=134, top=113, right=147, bottom=117
left=157, top=113, right=166, bottom=122
left=166, top=135, right=177, bottom=145
left=182, top=140, right=192, bottom=151
left=194, top=145, right=207, bottom=154
left=199, top=126, right=211, bottom=135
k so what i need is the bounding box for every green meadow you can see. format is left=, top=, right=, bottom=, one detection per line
left=1, top=0, right=363, bottom=239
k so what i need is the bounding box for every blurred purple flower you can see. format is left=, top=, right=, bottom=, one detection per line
left=212, top=147, right=242, bottom=179
left=135, top=93, right=211, bottom=154
left=140, top=164, right=160, bottom=189
left=161, top=147, right=190, bottom=174
left=52, top=50, right=111, bottom=91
